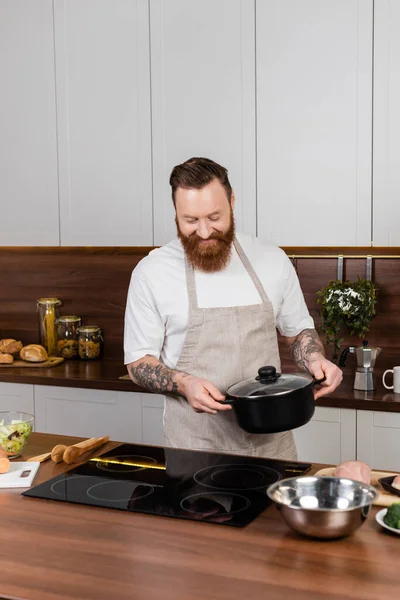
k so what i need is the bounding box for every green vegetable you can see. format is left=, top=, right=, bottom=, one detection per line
left=383, top=502, right=400, bottom=530
left=0, top=419, right=32, bottom=457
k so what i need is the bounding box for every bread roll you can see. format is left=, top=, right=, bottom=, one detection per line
left=0, top=353, right=13, bottom=364
left=20, top=344, right=48, bottom=363
left=0, top=339, right=23, bottom=355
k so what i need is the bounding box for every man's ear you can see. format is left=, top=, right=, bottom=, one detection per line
left=230, top=190, right=235, bottom=210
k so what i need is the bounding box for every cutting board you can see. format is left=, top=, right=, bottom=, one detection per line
left=0, top=461, right=40, bottom=488
left=314, top=467, right=400, bottom=507
left=0, top=356, right=64, bottom=368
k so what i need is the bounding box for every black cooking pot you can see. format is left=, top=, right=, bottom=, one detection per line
left=223, top=366, right=326, bottom=434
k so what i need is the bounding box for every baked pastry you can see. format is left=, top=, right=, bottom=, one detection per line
left=0, top=353, right=13, bottom=364
left=0, top=339, right=23, bottom=356
left=20, top=344, right=48, bottom=363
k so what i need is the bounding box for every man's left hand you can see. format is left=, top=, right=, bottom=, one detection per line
left=307, top=358, right=343, bottom=400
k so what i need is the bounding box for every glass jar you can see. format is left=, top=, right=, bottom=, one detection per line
left=77, top=325, right=102, bottom=360
left=37, top=298, right=62, bottom=357
left=56, top=315, right=81, bottom=359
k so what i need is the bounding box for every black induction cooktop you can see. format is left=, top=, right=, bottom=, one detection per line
left=22, top=443, right=311, bottom=527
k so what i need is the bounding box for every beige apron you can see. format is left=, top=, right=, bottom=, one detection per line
left=164, top=237, right=297, bottom=460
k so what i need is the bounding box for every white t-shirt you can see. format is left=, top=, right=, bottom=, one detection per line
left=124, top=231, right=314, bottom=368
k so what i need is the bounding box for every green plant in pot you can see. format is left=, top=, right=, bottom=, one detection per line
left=316, top=278, right=377, bottom=362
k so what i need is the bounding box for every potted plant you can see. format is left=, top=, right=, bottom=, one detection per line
left=316, top=278, right=378, bottom=362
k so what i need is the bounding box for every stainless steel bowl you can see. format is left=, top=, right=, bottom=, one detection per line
left=267, top=476, right=378, bottom=539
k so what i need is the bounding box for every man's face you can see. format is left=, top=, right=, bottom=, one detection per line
left=175, top=179, right=235, bottom=273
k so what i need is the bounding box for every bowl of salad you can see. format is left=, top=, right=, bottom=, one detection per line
left=0, top=412, right=34, bottom=458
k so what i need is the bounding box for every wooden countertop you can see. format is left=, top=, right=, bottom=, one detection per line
left=0, top=358, right=138, bottom=391
left=1, top=358, right=400, bottom=412
left=0, top=432, right=399, bottom=600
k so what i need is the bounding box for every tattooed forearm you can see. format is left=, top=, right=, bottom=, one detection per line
left=128, top=355, right=188, bottom=394
left=290, top=329, right=325, bottom=373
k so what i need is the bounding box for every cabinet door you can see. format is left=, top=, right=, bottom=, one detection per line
left=54, top=0, right=153, bottom=245
left=142, top=393, right=165, bottom=446
left=0, top=383, right=35, bottom=417
left=293, top=407, right=356, bottom=465
left=373, top=0, right=400, bottom=245
left=256, top=0, right=373, bottom=246
left=0, top=0, right=59, bottom=245
left=357, top=410, right=400, bottom=471
left=34, top=385, right=142, bottom=443
left=151, top=0, right=256, bottom=245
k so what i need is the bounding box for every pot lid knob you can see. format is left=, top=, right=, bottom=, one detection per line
left=256, top=366, right=281, bottom=384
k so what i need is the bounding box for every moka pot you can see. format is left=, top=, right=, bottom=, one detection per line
left=339, top=340, right=381, bottom=391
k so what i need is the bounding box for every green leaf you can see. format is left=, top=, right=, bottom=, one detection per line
left=316, top=277, right=378, bottom=362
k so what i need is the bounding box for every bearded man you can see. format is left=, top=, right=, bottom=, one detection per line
left=124, top=157, right=342, bottom=459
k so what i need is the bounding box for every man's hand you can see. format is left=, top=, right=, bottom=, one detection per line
left=128, top=355, right=231, bottom=414
left=283, top=328, right=343, bottom=399
left=306, top=358, right=343, bottom=400
left=181, top=375, right=232, bottom=415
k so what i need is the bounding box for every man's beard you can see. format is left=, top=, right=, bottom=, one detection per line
left=176, top=211, right=235, bottom=273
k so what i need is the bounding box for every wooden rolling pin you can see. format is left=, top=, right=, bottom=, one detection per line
left=63, top=436, right=110, bottom=465
left=0, top=447, right=10, bottom=474
left=51, top=437, right=98, bottom=464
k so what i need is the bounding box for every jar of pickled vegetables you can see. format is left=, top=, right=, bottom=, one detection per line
left=56, top=315, right=81, bottom=359
left=37, top=298, right=62, bottom=356
left=77, top=325, right=102, bottom=360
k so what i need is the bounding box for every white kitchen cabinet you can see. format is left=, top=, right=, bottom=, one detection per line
left=0, top=0, right=59, bottom=245
left=0, top=383, right=35, bottom=418
left=141, top=393, right=165, bottom=446
left=293, top=407, right=356, bottom=465
left=54, top=0, right=153, bottom=245
left=34, top=385, right=143, bottom=443
left=372, top=0, right=400, bottom=245
left=256, top=0, right=373, bottom=246
left=357, top=409, right=400, bottom=471
left=150, top=0, right=257, bottom=245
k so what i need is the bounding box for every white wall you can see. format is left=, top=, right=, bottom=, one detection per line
left=1, top=0, right=399, bottom=246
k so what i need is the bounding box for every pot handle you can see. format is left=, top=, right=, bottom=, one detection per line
left=312, top=376, right=326, bottom=386
left=219, top=397, right=234, bottom=405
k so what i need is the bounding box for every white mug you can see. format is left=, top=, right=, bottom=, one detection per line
left=382, top=366, right=400, bottom=394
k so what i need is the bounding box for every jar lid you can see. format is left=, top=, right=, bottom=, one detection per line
left=227, top=366, right=313, bottom=399
left=77, top=325, right=101, bottom=333
left=37, top=297, right=62, bottom=306
left=57, top=315, right=81, bottom=323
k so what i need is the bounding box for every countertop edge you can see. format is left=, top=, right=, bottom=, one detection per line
left=1, top=361, right=400, bottom=412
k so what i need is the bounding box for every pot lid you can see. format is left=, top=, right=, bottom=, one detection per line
left=227, top=366, right=313, bottom=399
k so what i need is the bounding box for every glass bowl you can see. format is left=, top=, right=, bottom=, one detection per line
left=0, top=411, right=34, bottom=458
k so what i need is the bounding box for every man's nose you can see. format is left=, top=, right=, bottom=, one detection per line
left=197, top=221, right=212, bottom=239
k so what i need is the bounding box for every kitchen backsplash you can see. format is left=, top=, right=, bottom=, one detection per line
left=0, top=247, right=399, bottom=366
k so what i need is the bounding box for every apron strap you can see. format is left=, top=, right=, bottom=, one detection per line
left=184, top=237, right=271, bottom=310
left=184, top=256, right=199, bottom=310
left=233, top=238, right=270, bottom=304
